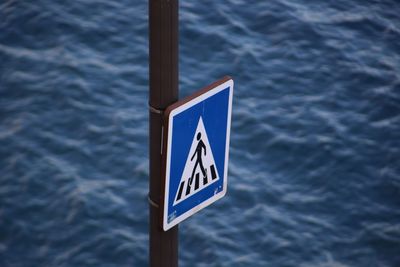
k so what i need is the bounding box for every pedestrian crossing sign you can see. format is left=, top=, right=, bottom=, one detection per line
left=162, top=77, right=233, bottom=231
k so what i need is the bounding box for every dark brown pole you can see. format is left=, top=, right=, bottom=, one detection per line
left=149, top=0, right=179, bottom=267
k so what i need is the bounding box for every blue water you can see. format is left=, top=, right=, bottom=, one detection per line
left=1, top=0, right=399, bottom=266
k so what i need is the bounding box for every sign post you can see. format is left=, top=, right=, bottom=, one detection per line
left=161, top=77, right=234, bottom=231
left=149, top=0, right=178, bottom=266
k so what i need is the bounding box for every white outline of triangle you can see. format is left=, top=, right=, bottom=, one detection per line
left=173, top=117, right=220, bottom=206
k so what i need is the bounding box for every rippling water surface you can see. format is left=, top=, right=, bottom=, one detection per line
left=1, top=0, right=399, bottom=266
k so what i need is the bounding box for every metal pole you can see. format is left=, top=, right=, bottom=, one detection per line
left=149, top=0, right=179, bottom=266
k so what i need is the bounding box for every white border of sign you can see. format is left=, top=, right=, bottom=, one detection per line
left=162, top=77, right=234, bottom=231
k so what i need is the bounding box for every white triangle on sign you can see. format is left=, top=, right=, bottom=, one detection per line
left=173, top=117, right=220, bottom=206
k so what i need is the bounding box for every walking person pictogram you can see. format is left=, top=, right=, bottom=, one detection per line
left=189, top=132, right=207, bottom=185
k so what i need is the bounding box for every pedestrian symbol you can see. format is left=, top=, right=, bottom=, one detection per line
left=162, top=77, right=233, bottom=231
left=174, top=117, right=220, bottom=205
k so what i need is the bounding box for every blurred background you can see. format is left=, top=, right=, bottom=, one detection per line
left=1, top=0, right=399, bottom=266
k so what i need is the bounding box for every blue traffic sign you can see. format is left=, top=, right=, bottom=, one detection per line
left=162, top=77, right=233, bottom=231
